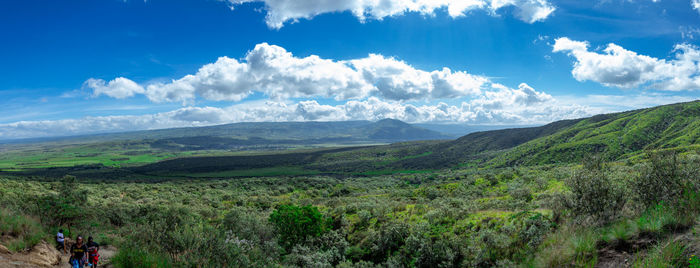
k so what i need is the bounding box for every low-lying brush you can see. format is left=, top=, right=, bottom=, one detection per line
left=0, top=209, right=45, bottom=252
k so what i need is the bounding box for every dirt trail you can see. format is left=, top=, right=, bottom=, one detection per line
left=0, top=242, right=117, bottom=268
left=57, top=246, right=118, bottom=268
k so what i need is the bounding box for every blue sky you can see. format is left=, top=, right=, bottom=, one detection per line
left=1, top=0, right=699, bottom=139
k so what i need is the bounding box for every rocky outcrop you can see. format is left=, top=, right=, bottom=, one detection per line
left=25, top=241, right=61, bottom=267
left=0, top=244, right=10, bottom=254
left=0, top=241, right=62, bottom=267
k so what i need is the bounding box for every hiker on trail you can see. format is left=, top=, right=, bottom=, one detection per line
left=70, top=235, right=88, bottom=267
left=86, top=236, right=100, bottom=267
left=56, top=229, right=66, bottom=254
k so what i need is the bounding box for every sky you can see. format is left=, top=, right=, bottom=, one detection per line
left=1, top=0, right=700, bottom=139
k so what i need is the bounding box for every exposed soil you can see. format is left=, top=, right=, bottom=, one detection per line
left=0, top=241, right=117, bottom=268
left=0, top=241, right=60, bottom=267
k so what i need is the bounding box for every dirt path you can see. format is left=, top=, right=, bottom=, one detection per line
left=0, top=242, right=117, bottom=268
left=57, top=246, right=118, bottom=268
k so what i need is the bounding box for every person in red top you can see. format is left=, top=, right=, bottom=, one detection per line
left=86, top=236, right=100, bottom=267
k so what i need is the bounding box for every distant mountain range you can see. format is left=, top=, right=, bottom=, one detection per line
left=0, top=119, right=454, bottom=148
left=4, top=100, right=698, bottom=179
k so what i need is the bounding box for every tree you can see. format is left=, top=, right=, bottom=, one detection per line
left=36, top=175, right=86, bottom=227
left=269, top=204, right=327, bottom=250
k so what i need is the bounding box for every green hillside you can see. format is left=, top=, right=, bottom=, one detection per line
left=379, top=100, right=700, bottom=170
left=491, top=100, right=700, bottom=166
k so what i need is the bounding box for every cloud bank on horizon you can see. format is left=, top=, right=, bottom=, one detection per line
left=226, top=0, right=556, bottom=28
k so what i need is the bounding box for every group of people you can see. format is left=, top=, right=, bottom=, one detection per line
left=56, top=229, right=100, bottom=268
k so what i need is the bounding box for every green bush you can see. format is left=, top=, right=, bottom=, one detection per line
left=223, top=207, right=275, bottom=244
left=269, top=204, right=328, bottom=251
left=566, top=157, right=626, bottom=225
left=633, top=151, right=684, bottom=208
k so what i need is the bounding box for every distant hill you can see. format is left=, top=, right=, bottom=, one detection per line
left=415, top=123, right=536, bottom=137
left=0, top=119, right=452, bottom=149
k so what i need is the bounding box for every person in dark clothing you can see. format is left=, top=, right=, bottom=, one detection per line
left=70, top=236, right=88, bottom=267
left=86, top=236, right=100, bottom=267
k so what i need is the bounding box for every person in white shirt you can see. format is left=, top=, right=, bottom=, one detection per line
left=56, top=229, right=66, bottom=254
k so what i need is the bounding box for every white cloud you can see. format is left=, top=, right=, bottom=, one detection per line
left=85, top=43, right=497, bottom=103
left=553, top=37, right=700, bottom=91
left=226, top=0, right=555, bottom=29
left=85, top=77, right=145, bottom=99
left=680, top=26, right=700, bottom=40
left=693, top=0, right=700, bottom=11
left=0, top=84, right=592, bottom=139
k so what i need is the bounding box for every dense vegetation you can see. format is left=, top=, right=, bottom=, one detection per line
left=1, top=101, right=700, bottom=267
left=2, top=150, right=700, bottom=267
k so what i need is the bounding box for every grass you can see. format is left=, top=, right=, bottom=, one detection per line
left=602, top=220, right=638, bottom=246
left=632, top=239, right=686, bottom=268
left=531, top=225, right=600, bottom=267
left=375, top=151, right=434, bottom=166
left=0, top=209, right=46, bottom=252
left=635, top=202, right=693, bottom=237
left=353, top=169, right=436, bottom=176
left=171, top=166, right=322, bottom=178
left=112, top=244, right=172, bottom=268
left=570, top=229, right=599, bottom=267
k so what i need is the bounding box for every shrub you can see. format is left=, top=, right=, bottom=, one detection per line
left=508, top=179, right=532, bottom=203
left=34, top=175, right=87, bottom=227
left=223, top=207, right=275, bottom=244
left=269, top=204, right=328, bottom=251
left=284, top=230, right=348, bottom=267
left=633, top=151, right=684, bottom=208
left=566, top=156, right=626, bottom=225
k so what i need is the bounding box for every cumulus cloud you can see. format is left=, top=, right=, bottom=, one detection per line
left=226, top=0, right=555, bottom=28
left=553, top=37, right=700, bottom=91
left=85, top=77, right=145, bottom=99
left=0, top=85, right=591, bottom=139
left=85, top=43, right=496, bottom=103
